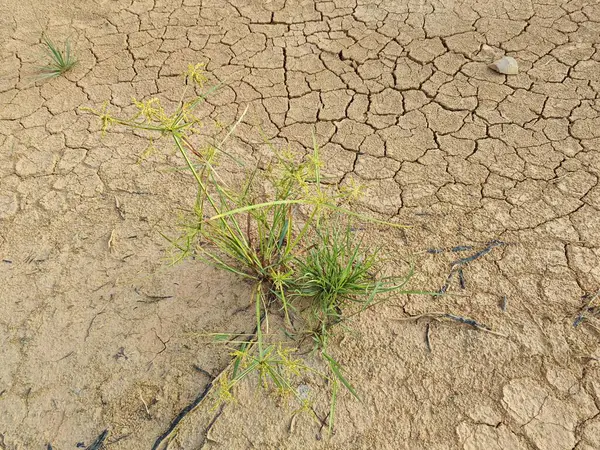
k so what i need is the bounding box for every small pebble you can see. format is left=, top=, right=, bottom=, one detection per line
left=489, top=56, right=519, bottom=75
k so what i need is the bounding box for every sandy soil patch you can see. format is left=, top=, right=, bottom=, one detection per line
left=1, top=0, right=599, bottom=449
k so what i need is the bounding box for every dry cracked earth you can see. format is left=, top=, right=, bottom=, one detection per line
left=1, top=0, right=600, bottom=449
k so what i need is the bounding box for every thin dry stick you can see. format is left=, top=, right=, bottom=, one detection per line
left=108, top=229, right=116, bottom=251
left=114, top=196, right=125, bottom=219
left=393, top=312, right=508, bottom=338
left=87, top=430, right=109, bottom=450
left=152, top=370, right=222, bottom=450
left=425, top=323, right=432, bottom=352
left=574, top=288, right=600, bottom=327
left=139, top=389, right=151, bottom=417
left=152, top=317, right=263, bottom=450
left=289, top=413, right=298, bottom=434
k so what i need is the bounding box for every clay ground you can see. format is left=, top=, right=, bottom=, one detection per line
left=1, top=0, right=600, bottom=449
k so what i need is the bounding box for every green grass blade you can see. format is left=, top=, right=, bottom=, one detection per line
left=329, top=378, right=338, bottom=434
left=322, top=352, right=360, bottom=401
left=38, top=34, right=77, bottom=80
left=208, top=199, right=308, bottom=221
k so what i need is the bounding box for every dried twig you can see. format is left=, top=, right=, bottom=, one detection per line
left=108, top=230, right=115, bottom=251
left=425, top=323, right=432, bottom=352
left=574, top=289, right=600, bottom=327
left=437, top=240, right=506, bottom=293
left=152, top=317, right=264, bottom=450
left=427, top=245, right=474, bottom=254
left=393, top=312, right=508, bottom=337
left=86, top=429, right=108, bottom=450
left=152, top=380, right=215, bottom=450
left=289, top=413, right=298, bottom=434
left=139, top=389, right=151, bottom=418
left=192, top=364, right=213, bottom=378
left=114, top=196, right=125, bottom=219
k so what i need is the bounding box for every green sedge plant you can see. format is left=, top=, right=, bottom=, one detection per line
left=37, top=34, right=77, bottom=79
left=83, top=63, right=418, bottom=433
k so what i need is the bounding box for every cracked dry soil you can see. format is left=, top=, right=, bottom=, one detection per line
left=1, top=0, right=600, bottom=449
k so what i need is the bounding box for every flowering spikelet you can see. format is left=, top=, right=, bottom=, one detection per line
left=80, top=101, right=115, bottom=135
left=132, top=97, right=168, bottom=123
left=184, top=63, right=208, bottom=87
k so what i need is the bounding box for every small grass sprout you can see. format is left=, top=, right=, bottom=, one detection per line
left=37, top=34, right=77, bottom=79
left=292, top=226, right=409, bottom=348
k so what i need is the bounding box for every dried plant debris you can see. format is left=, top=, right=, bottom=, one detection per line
left=436, top=240, right=506, bottom=294
left=573, top=289, right=600, bottom=327
left=86, top=429, right=108, bottom=450
left=395, top=312, right=507, bottom=338
left=427, top=245, right=474, bottom=254
left=425, top=323, right=432, bottom=352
